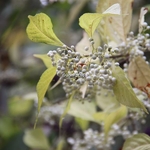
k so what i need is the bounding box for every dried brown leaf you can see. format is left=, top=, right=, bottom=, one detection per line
left=96, top=0, right=133, bottom=43
left=128, top=56, right=150, bottom=97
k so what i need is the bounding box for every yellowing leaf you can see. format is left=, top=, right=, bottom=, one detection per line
left=93, top=112, right=107, bottom=122
left=23, top=128, right=50, bottom=150
left=112, top=66, right=147, bottom=113
left=67, top=100, right=96, bottom=122
left=27, top=13, right=63, bottom=46
left=79, top=3, right=120, bottom=37
left=104, top=105, right=127, bottom=136
left=122, top=133, right=150, bottom=150
left=96, top=88, right=120, bottom=113
left=37, top=67, right=56, bottom=112
left=96, top=0, right=133, bottom=43
left=79, top=13, right=104, bottom=37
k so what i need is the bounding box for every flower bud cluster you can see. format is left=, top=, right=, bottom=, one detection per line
left=48, top=44, right=117, bottom=99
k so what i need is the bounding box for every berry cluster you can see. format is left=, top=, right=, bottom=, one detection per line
left=68, top=126, right=117, bottom=150
left=115, top=29, right=150, bottom=62
left=47, top=42, right=118, bottom=100
left=37, top=86, right=150, bottom=150
left=67, top=106, right=149, bottom=150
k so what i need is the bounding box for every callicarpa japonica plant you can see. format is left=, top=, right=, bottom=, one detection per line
left=25, top=0, right=150, bottom=149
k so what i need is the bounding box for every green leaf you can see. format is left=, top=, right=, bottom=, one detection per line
left=96, top=88, right=120, bottom=113
left=67, top=100, right=96, bottom=121
left=34, top=54, right=61, bottom=68
left=79, top=3, right=120, bottom=37
left=75, top=117, right=89, bottom=130
left=8, top=97, right=33, bottom=117
left=104, top=105, right=127, bottom=136
left=0, top=117, right=19, bottom=138
left=112, top=66, right=148, bottom=113
left=27, top=13, right=63, bottom=46
left=37, top=67, right=56, bottom=112
left=59, top=93, right=74, bottom=128
left=122, top=133, right=150, bottom=150
left=23, top=128, right=50, bottom=150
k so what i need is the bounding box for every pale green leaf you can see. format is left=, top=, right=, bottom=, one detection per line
left=122, top=133, right=150, bottom=150
left=37, top=67, right=56, bottom=112
left=93, top=112, right=107, bottom=122
left=79, top=3, right=120, bottom=37
left=27, top=13, right=63, bottom=46
left=104, top=105, right=127, bottom=135
left=34, top=54, right=52, bottom=68
left=67, top=100, right=96, bottom=121
left=34, top=54, right=61, bottom=68
left=96, top=0, right=133, bottom=43
left=112, top=66, right=147, bottom=113
left=59, top=94, right=74, bottom=128
left=23, top=128, right=50, bottom=150
left=93, top=105, right=127, bottom=135
left=79, top=13, right=104, bottom=37
left=96, top=88, right=120, bottom=113
left=75, top=117, right=89, bottom=130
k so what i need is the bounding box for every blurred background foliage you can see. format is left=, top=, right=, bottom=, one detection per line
left=0, top=0, right=150, bottom=150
